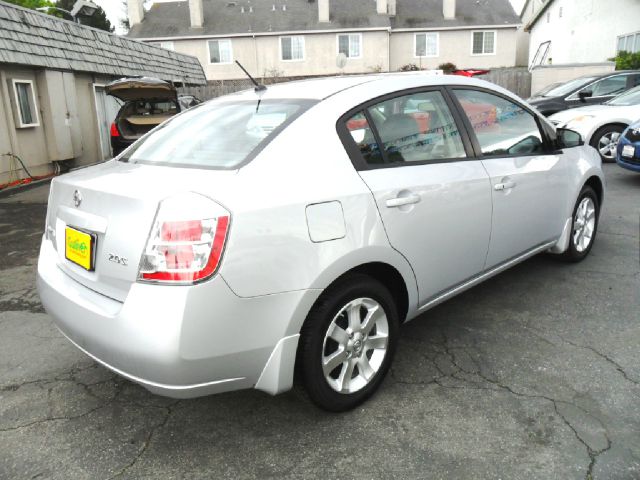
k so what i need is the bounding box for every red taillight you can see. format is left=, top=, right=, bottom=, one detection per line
left=138, top=193, right=231, bottom=284
left=161, top=220, right=202, bottom=242
left=110, top=122, right=120, bottom=137
left=141, top=216, right=229, bottom=283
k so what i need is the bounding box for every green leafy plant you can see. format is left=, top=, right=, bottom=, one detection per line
left=399, top=63, right=420, bottom=72
left=609, top=51, right=640, bottom=70
left=4, top=0, right=55, bottom=9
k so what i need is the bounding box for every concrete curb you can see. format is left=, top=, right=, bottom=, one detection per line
left=0, top=177, right=53, bottom=200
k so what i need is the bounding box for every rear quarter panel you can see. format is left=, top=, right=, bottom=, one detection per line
left=217, top=94, right=419, bottom=317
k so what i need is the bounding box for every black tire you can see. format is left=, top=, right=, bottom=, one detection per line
left=561, top=185, right=599, bottom=262
left=590, top=124, right=625, bottom=163
left=298, top=273, right=399, bottom=412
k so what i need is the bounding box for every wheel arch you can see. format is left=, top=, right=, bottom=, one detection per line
left=584, top=175, right=604, bottom=208
left=326, top=262, right=411, bottom=324
left=588, top=122, right=628, bottom=145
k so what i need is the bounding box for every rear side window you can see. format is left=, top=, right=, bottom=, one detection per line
left=453, top=89, right=544, bottom=156
left=345, top=90, right=466, bottom=166
left=121, top=98, right=315, bottom=169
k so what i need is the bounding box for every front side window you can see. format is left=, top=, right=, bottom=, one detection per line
left=338, top=34, right=361, bottom=58
left=472, top=31, right=496, bottom=55
left=415, top=33, right=438, bottom=57
left=121, top=98, right=315, bottom=169
left=208, top=39, right=233, bottom=64
left=589, top=75, right=628, bottom=97
left=281, top=36, right=305, bottom=61
left=453, top=89, right=544, bottom=156
left=12, top=80, right=39, bottom=128
left=345, top=91, right=466, bottom=166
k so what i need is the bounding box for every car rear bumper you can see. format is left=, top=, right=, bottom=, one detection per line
left=616, top=137, right=640, bottom=172
left=37, top=237, right=318, bottom=398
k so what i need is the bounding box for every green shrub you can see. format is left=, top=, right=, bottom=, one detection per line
left=610, top=51, right=640, bottom=70
left=438, top=62, right=457, bottom=73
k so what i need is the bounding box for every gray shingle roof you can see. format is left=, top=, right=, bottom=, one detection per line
left=0, top=1, right=206, bottom=85
left=127, top=0, right=520, bottom=39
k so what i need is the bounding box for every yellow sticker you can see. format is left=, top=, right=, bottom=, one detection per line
left=65, top=227, right=93, bottom=270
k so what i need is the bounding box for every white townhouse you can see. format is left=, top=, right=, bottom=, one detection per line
left=127, top=0, right=521, bottom=81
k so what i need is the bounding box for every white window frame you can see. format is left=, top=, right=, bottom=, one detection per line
left=617, top=31, right=640, bottom=53
left=279, top=35, right=305, bottom=62
left=414, top=32, right=439, bottom=58
left=207, top=39, right=233, bottom=65
left=336, top=33, right=362, bottom=59
left=11, top=79, right=39, bottom=128
left=156, top=41, right=174, bottom=51
left=471, top=30, right=497, bottom=56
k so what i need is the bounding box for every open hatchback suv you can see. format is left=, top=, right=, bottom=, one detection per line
left=107, top=77, right=200, bottom=156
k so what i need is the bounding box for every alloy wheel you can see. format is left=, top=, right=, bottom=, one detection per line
left=597, top=132, right=621, bottom=160
left=573, top=197, right=596, bottom=253
left=321, top=297, right=389, bottom=394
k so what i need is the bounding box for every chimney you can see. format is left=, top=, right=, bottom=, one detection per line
left=318, top=0, right=329, bottom=23
left=189, top=0, right=204, bottom=28
left=128, top=0, right=144, bottom=27
left=443, top=0, right=455, bottom=19
left=376, top=0, right=387, bottom=14
left=388, top=0, right=396, bottom=15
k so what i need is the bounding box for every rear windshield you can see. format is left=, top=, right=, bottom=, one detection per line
left=120, top=98, right=316, bottom=169
left=124, top=99, right=177, bottom=115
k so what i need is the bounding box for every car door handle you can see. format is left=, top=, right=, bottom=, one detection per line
left=494, top=181, right=516, bottom=191
left=386, top=194, right=421, bottom=208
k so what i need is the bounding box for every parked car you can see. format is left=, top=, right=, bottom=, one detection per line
left=37, top=74, right=604, bottom=412
left=528, top=71, right=640, bottom=116
left=616, top=120, right=640, bottom=172
left=108, top=77, right=201, bottom=156
left=549, top=85, right=640, bottom=162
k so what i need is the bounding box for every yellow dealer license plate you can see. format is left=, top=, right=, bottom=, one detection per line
left=65, top=226, right=95, bottom=271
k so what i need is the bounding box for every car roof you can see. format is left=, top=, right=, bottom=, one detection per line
left=226, top=73, right=506, bottom=102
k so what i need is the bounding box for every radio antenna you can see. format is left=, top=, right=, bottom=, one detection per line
left=235, top=60, right=267, bottom=92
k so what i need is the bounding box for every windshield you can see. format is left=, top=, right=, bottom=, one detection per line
left=120, top=98, right=315, bottom=169
left=542, top=77, right=597, bottom=97
left=607, top=85, right=640, bottom=106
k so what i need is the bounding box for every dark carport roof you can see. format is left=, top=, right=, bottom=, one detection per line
left=127, top=0, right=520, bottom=39
left=0, top=0, right=206, bottom=85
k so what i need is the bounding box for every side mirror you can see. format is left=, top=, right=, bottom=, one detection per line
left=578, top=90, right=593, bottom=102
left=557, top=128, right=583, bottom=149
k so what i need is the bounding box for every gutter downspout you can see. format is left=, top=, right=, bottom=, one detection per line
left=387, top=27, right=391, bottom=73
left=253, top=34, right=259, bottom=78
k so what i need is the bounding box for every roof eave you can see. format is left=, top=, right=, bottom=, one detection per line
left=131, top=23, right=520, bottom=42
left=524, top=0, right=556, bottom=32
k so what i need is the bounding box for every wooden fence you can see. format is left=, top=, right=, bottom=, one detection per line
left=179, top=68, right=533, bottom=101
left=477, top=67, right=532, bottom=99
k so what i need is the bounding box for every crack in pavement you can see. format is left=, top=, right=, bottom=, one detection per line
left=524, top=325, right=640, bottom=389
left=0, top=363, right=98, bottom=392
left=106, top=400, right=181, bottom=480
left=396, top=328, right=614, bottom=480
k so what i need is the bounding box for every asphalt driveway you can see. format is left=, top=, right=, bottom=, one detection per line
left=1, top=164, right=639, bottom=479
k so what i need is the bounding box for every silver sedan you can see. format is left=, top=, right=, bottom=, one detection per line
left=37, top=74, right=604, bottom=411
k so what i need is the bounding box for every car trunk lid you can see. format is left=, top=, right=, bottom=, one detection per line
left=46, top=160, right=237, bottom=302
